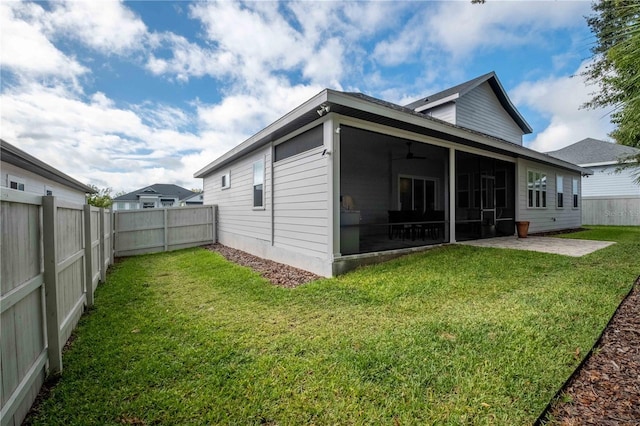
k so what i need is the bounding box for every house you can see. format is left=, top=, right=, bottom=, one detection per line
left=183, top=192, right=205, bottom=205
left=1, top=139, right=94, bottom=204
left=547, top=138, right=640, bottom=225
left=194, top=72, right=591, bottom=277
left=112, top=184, right=203, bottom=210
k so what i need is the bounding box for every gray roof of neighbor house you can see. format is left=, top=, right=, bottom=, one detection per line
left=0, top=139, right=95, bottom=193
left=547, top=138, right=640, bottom=166
left=194, top=88, right=591, bottom=179
left=404, top=71, right=533, bottom=134
left=114, top=184, right=199, bottom=202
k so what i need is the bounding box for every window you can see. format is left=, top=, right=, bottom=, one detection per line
left=221, top=172, right=230, bottom=189
left=556, top=175, right=564, bottom=208
left=8, top=175, right=25, bottom=191
left=527, top=170, right=546, bottom=208
left=253, top=159, right=265, bottom=208
left=572, top=178, right=579, bottom=208
left=399, top=176, right=436, bottom=211
left=142, top=202, right=155, bottom=209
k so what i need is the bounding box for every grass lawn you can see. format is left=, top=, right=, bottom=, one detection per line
left=27, top=226, right=639, bottom=425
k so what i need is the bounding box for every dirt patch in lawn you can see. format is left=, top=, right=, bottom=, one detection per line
left=545, top=277, right=640, bottom=425
left=206, top=243, right=321, bottom=288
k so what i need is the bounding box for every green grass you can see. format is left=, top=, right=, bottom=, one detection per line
left=27, top=226, right=639, bottom=425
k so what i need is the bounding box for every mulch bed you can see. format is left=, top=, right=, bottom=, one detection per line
left=545, top=277, right=640, bottom=425
left=206, top=243, right=320, bottom=288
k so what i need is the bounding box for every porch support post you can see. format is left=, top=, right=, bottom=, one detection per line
left=325, top=116, right=341, bottom=260
left=449, top=148, right=456, bottom=243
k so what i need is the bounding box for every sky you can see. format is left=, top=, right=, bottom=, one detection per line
left=0, top=0, right=615, bottom=193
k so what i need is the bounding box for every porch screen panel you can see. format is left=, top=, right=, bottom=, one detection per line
left=340, top=126, right=449, bottom=255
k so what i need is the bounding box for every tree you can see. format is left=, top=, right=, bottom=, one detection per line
left=86, top=185, right=114, bottom=208
left=583, top=0, right=640, bottom=182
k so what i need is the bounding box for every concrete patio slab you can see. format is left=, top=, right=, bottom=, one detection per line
left=457, top=236, right=615, bottom=257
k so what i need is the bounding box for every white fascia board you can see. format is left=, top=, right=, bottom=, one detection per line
left=194, top=90, right=329, bottom=178
left=326, top=91, right=591, bottom=176
left=579, top=160, right=633, bottom=167
left=413, top=93, right=459, bottom=112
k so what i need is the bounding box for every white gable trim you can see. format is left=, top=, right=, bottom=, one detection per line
left=414, top=93, right=459, bottom=112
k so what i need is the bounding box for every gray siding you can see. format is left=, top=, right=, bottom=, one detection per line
left=273, top=146, right=329, bottom=257
left=516, top=159, right=582, bottom=233
left=203, top=146, right=272, bottom=243
left=456, top=82, right=524, bottom=145
left=582, top=165, right=640, bottom=198
left=1, top=161, right=87, bottom=204
left=425, top=102, right=456, bottom=124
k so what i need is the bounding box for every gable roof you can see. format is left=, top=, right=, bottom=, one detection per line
left=114, top=184, right=198, bottom=201
left=404, top=71, right=533, bottom=134
left=194, top=88, right=590, bottom=179
left=547, top=138, right=640, bottom=166
left=1, top=139, right=95, bottom=193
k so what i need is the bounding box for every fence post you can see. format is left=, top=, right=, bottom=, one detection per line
left=212, top=205, right=218, bottom=244
left=42, top=195, right=63, bottom=374
left=99, top=208, right=106, bottom=282
left=83, top=205, right=94, bottom=307
left=163, top=208, right=168, bottom=252
left=109, top=210, right=115, bottom=265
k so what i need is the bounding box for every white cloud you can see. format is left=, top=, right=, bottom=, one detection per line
left=145, top=33, right=238, bottom=82
left=157, top=1, right=397, bottom=88
left=48, top=0, right=147, bottom=55
left=373, top=1, right=591, bottom=66
left=196, top=77, right=323, bottom=154
left=0, top=83, right=205, bottom=192
left=512, top=62, right=614, bottom=152
left=0, top=2, right=87, bottom=81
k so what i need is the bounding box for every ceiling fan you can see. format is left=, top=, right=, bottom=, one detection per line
left=394, top=142, right=427, bottom=160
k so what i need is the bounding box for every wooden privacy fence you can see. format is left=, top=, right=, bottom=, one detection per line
left=0, top=190, right=113, bottom=426
left=114, top=205, right=216, bottom=257
left=582, top=197, right=640, bottom=226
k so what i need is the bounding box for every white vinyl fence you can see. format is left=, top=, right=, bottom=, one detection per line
left=114, top=205, right=216, bottom=257
left=0, top=190, right=113, bottom=426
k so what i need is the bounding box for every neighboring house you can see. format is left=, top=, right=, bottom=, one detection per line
left=547, top=138, right=640, bottom=225
left=183, top=192, right=204, bottom=205
left=112, top=184, right=202, bottom=210
left=1, top=139, right=94, bottom=204
left=195, top=71, right=591, bottom=277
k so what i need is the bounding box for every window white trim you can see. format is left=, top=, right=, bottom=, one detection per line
left=572, top=178, right=579, bottom=209
left=252, top=159, right=265, bottom=209
left=527, top=169, right=547, bottom=209
left=221, top=171, right=230, bottom=190
left=556, top=175, right=564, bottom=209
left=7, top=174, right=25, bottom=191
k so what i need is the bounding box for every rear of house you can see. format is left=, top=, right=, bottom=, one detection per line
left=196, top=73, right=589, bottom=276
